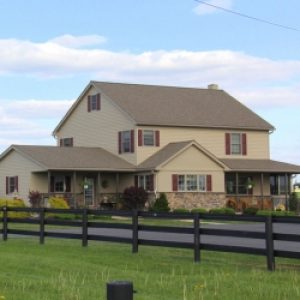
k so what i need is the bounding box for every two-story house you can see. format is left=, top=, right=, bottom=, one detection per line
left=1, top=81, right=300, bottom=210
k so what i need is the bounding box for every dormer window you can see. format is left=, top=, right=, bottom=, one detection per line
left=87, top=93, right=101, bottom=112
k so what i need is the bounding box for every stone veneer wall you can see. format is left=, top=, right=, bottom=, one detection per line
left=165, top=192, right=227, bottom=210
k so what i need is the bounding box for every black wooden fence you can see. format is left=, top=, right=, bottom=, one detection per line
left=1, top=206, right=300, bottom=271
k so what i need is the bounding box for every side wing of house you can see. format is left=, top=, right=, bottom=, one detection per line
left=156, top=145, right=226, bottom=209
left=0, top=149, right=46, bottom=202
left=136, top=126, right=270, bottom=165
left=54, top=84, right=137, bottom=165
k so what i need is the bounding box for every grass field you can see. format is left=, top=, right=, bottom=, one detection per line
left=0, top=238, right=300, bottom=300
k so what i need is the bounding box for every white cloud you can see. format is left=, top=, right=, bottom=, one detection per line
left=49, top=34, right=107, bottom=48
left=0, top=37, right=300, bottom=101
left=194, top=0, right=233, bottom=15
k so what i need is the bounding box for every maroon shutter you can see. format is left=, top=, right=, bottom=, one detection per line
left=242, top=133, right=247, bottom=155
left=6, top=176, right=9, bottom=194
left=15, top=176, right=18, bottom=192
left=65, top=176, right=71, bottom=193
left=206, top=175, right=212, bottom=192
left=130, top=130, right=135, bottom=153
left=172, top=174, right=178, bottom=191
left=225, top=133, right=231, bottom=155
left=134, top=175, right=139, bottom=188
left=149, top=174, right=154, bottom=191
left=155, top=130, right=160, bottom=147
left=50, top=176, right=55, bottom=193
left=118, top=132, right=122, bottom=154
left=138, top=129, right=143, bottom=146
left=87, top=95, right=91, bottom=112
left=96, top=93, right=101, bottom=110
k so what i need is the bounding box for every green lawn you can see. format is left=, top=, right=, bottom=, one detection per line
left=0, top=238, right=299, bottom=300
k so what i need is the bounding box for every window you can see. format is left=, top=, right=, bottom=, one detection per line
left=6, top=176, right=18, bottom=194
left=270, top=175, right=287, bottom=195
left=87, top=93, right=101, bottom=112
left=143, top=130, right=155, bottom=146
left=186, top=175, right=197, bottom=191
left=136, top=174, right=154, bottom=191
left=173, top=174, right=211, bottom=192
left=60, top=137, right=73, bottom=147
left=50, top=175, right=71, bottom=193
left=178, top=175, right=185, bottom=191
left=54, top=176, right=64, bottom=192
left=225, top=133, right=247, bottom=155
left=121, top=131, right=131, bottom=153
left=119, top=130, right=134, bottom=153
left=231, top=133, right=241, bottom=154
left=225, top=173, right=253, bottom=195
left=138, top=129, right=160, bottom=147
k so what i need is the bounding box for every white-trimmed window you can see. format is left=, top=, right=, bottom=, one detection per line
left=143, top=130, right=155, bottom=146
left=5, top=176, right=18, bottom=194
left=225, top=133, right=247, bottom=156
left=138, top=129, right=160, bottom=147
left=87, top=93, right=101, bottom=112
left=136, top=174, right=154, bottom=191
left=121, top=131, right=131, bottom=153
left=173, top=174, right=211, bottom=192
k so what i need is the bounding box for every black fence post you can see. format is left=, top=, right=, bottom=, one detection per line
left=2, top=206, right=8, bottom=241
left=194, top=212, right=200, bottom=263
left=40, top=208, right=45, bottom=245
left=82, top=208, right=88, bottom=247
left=132, top=210, right=139, bottom=253
left=265, top=215, right=275, bottom=271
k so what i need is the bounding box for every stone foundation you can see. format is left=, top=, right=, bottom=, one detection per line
left=165, top=192, right=227, bottom=210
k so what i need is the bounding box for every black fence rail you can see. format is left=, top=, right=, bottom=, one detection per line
left=1, top=207, right=300, bottom=271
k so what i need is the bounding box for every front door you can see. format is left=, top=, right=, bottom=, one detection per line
left=84, top=177, right=94, bottom=206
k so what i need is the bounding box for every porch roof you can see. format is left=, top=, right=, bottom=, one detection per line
left=221, top=158, right=300, bottom=173
left=10, top=145, right=136, bottom=171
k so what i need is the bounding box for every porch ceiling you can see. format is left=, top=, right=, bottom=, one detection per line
left=221, top=158, right=300, bottom=174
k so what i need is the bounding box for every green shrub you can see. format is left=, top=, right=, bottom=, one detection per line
left=47, top=197, right=71, bottom=219
left=256, top=210, right=296, bottom=217
left=48, top=197, right=69, bottom=209
left=191, top=208, right=208, bottom=214
left=173, top=208, right=190, bottom=214
left=122, top=186, right=148, bottom=210
left=0, top=198, right=29, bottom=218
left=209, top=207, right=235, bottom=215
left=289, top=193, right=298, bottom=211
left=151, top=193, right=170, bottom=212
left=243, top=207, right=259, bottom=215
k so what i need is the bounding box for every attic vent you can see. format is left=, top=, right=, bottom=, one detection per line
left=208, top=84, right=219, bottom=90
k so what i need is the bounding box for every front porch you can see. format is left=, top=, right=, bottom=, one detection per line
left=35, top=170, right=135, bottom=209
left=225, top=172, right=292, bottom=211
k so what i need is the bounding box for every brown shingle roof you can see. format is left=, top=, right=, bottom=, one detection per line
left=138, top=141, right=192, bottom=169
left=221, top=158, right=300, bottom=173
left=12, top=145, right=135, bottom=171
left=92, top=81, right=274, bottom=131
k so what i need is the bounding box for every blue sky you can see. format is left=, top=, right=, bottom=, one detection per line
left=0, top=0, right=300, bottom=166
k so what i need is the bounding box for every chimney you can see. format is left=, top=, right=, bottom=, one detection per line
left=208, top=84, right=219, bottom=90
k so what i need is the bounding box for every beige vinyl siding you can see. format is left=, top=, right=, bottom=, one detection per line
left=55, top=86, right=137, bottom=164
left=156, top=146, right=225, bottom=192
left=137, top=126, right=270, bottom=164
left=0, top=151, right=45, bottom=202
